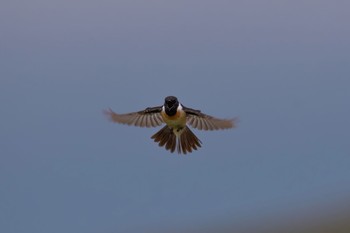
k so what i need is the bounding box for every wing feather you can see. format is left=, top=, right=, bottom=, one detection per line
left=104, top=106, right=164, bottom=128
left=183, top=106, right=237, bottom=130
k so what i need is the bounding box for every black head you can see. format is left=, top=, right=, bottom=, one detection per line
left=164, top=96, right=178, bottom=106
left=164, top=96, right=179, bottom=116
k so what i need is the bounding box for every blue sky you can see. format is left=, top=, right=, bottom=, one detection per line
left=1, top=1, right=350, bottom=232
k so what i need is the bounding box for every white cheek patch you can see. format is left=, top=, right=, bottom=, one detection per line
left=177, top=104, right=183, bottom=111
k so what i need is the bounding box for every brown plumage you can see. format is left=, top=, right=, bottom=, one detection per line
left=104, top=96, right=237, bottom=154
left=150, top=126, right=202, bottom=154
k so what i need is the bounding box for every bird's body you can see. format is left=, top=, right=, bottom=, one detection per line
left=161, top=105, right=186, bottom=130
left=105, top=96, right=236, bottom=154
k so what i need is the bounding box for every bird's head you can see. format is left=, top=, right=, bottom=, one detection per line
left=164, top=96, right=178, bottom=107
left=164, top=96, right=179, bottom=115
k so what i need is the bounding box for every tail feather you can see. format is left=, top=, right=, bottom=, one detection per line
left=157, top=127, right=170, bottom=147
left=151, top=126, right=176, bottom=153
left=166, top=133, right=176, bottom=153
left=179, top=127, right=202, bottom=154
left=178, top=128, right=192, bottom=154
left=151, top=126, right=202, bottom=154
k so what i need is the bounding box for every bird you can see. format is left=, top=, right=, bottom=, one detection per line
left=104, top=96, right=237, bottom=154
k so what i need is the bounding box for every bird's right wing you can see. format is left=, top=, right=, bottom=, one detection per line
left=104, top=106, right=164, bottom=128
left=183, top=106, right=237, bottom=130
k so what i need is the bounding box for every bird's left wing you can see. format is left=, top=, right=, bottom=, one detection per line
left=183, top=106, right=237, bottom=130
left=104, top=106, right=164, bottom=128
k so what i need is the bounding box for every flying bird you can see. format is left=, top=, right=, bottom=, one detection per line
left=104, top=96, right=237, bottom=154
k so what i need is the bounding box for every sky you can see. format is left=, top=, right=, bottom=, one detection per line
left=1, top=0, right=350, bottom=232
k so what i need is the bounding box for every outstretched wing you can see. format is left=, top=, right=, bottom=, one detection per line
left=183, top=106, right=237, bottom=130
left=104, top=106, right=164, bottom=128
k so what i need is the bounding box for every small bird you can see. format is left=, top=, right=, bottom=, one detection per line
left=104, top=96, right=237, bottom=154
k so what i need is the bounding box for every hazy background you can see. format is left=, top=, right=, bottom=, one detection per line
left=1, top=0, right=350, bottom=232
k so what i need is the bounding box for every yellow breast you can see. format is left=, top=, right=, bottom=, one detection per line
left=161, top=109, right=187, bottom=128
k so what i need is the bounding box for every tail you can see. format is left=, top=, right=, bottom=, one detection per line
left=151, top=126, right=202, bottom=154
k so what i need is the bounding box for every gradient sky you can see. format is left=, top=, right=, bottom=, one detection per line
left=1, top=1, right=350, bottom=233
